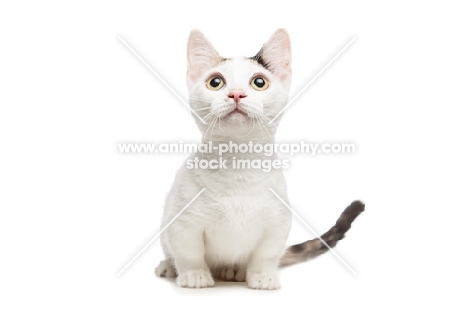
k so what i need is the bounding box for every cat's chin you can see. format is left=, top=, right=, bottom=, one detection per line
left=223, top=110, right=249, bottom=125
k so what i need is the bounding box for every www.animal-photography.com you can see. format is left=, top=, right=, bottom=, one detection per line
left=1, top=1, right=467, bottom=310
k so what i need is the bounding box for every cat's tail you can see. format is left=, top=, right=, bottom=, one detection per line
left=279, top=200, right=365, bottom=267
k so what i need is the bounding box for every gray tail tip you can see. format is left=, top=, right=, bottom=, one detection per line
left=349, top=200, right=365, bottom=213
left=340, top=200, right=365, bottom=224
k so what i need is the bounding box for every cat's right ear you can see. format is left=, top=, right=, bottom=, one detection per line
left=186, top=30, right=222, bottom=88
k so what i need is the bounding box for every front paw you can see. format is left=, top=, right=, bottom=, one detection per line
left=176, top=269, right=215, bottom=288
left=247, top=270, right=280, bottom=290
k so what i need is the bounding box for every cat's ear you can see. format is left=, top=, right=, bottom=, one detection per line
left=253, top=29, right=291, bottom=83
left=186, top=30, right=222, bottom=86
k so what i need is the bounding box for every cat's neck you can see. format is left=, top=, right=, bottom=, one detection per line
left=201, top=138, right=275, bottom=145
left=200, top=131, right=276, bottom=144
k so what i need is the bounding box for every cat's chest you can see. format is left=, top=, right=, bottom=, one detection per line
left=196, top=164, right=279, bottom=196
left=192, top=166, right=285, bottom=220
left=203, top=203, right=264, bottom=262
left=209, top=194, right=266, bottom=221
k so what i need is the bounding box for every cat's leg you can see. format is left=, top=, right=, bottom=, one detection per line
left=212, top=265, right=246, bottom=282
left=246, top=226, right=289, bottom=290
left=155, top=233, right=177, bottom=278
left=155, top=258, right=177, bottom=278
left=169, top=226, right=215, bottom=288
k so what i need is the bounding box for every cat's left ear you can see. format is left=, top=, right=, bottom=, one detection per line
left=253, top=29, right=292, bottom=84
left=186, top=30, right=222, bottom=87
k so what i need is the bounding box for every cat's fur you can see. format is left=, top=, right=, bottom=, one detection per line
left=155, top=29, right=364, bottom=289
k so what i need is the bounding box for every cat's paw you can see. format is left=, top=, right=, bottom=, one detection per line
left=155, top=260, right=177, bottom=278
left=176, top=269, right=215, bottom=288
left=213, top=266, right=246, bottom=282
left=247, top=270, right=281, bottom=290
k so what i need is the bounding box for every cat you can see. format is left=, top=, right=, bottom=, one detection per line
left=154, top=29, right=364, bottom=289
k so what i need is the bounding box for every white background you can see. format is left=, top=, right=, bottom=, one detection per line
left=1, top=1, right=467, bottom=310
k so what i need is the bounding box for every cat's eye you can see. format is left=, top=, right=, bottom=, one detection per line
left=206, top=76, right=225, bottom=91
left=251, top=76, right=269, bottom=91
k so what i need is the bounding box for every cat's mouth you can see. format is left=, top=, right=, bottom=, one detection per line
left=227, top=108, right=248, bottom=117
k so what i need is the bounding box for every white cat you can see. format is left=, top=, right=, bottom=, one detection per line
left=155, top=29, right=364, bottom=290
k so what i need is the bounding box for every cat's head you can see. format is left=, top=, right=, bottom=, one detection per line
left=186, top=29, right=292, bottom=141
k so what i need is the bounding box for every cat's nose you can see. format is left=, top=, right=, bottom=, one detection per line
left=228, top=90, right=246, bottom=105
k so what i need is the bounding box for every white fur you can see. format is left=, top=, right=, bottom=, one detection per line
left=155, top=29, right=293, bottom=290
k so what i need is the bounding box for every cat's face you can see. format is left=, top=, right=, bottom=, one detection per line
left=186, top=29, right=292, bottom=141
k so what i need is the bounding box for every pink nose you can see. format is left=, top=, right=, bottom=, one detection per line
left=228, top=90, right=246, bottom=104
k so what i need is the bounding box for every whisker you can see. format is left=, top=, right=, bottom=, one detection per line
left=203, top=117, right=217, bottom=139
left=218, top=116, right=226, bottom=132
left=245, top=117, right=257, bottom=137
left=258, top=117, right=274, bottom=142
left=255, top=115, right=264, bottom=138
left=260, top=114, right=278, bottom=128
left=194, top=106, right=212, bottom=111
left=210, top=116, right=218, bottom=141
left=189, top=96, right=212, bottom=102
